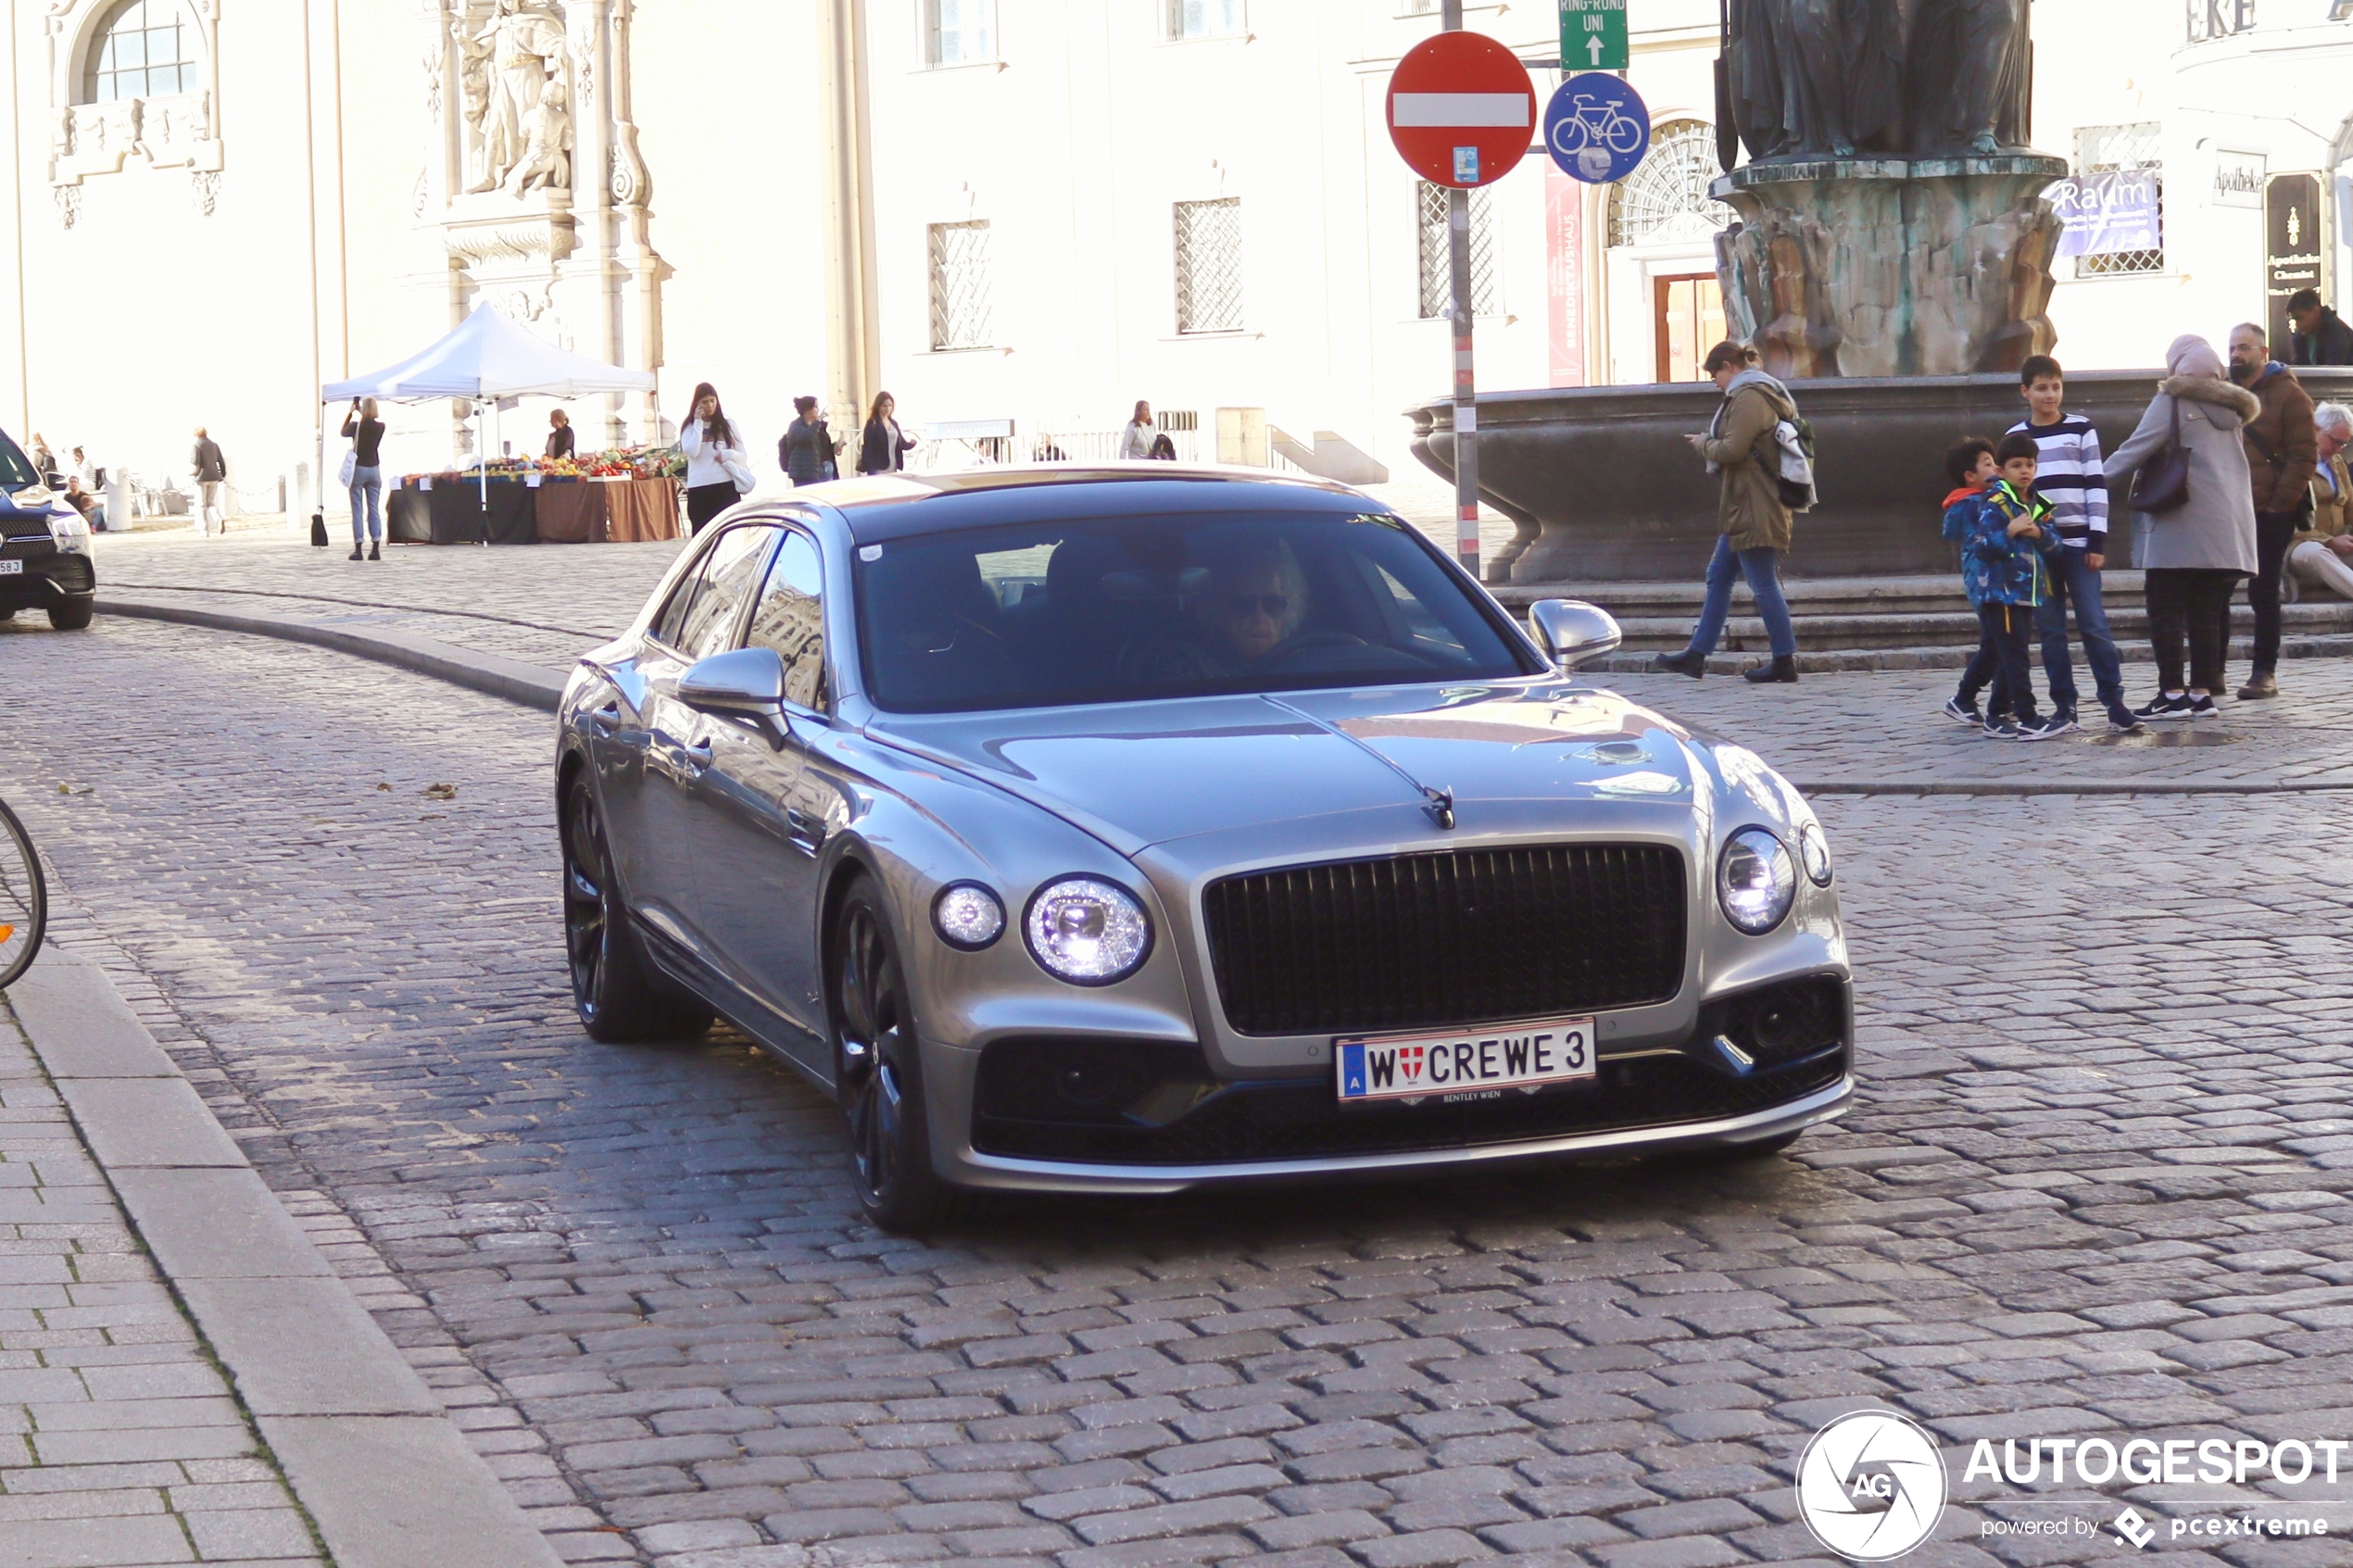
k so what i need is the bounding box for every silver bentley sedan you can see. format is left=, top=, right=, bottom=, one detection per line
left=555, top=469, right=1852, bottom=1230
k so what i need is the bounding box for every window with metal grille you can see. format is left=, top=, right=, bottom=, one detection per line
left=85, top=0, right=193, bottom=102
left=1416, top=182, right=1498, bottom=320
left=928, top=221, right=993, bottom=350
left=1175, top=199, right=1243, bottom=333
left=925, top=0, right=991, bottom=66
left=2073, top=122, right=2164, bottom=277
left=1168, top=0, right=1244, bottom=38
left=1607, top=120, right=1730, bottom=247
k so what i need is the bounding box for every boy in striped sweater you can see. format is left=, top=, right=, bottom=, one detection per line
left=2008, top=356, right=2137, bottom=734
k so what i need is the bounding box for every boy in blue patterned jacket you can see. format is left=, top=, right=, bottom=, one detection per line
left=1961, top=434, right=2069, bottom=741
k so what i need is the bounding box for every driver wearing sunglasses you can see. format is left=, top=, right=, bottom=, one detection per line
left=1205, top=543, right=1309, bottom=665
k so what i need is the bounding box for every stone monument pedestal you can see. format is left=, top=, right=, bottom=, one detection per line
left=1711, top=156, right=2068, bottom=380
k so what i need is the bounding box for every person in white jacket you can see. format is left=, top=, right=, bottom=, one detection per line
left=1117, top=401, right=1154, bottom=462
left=679, top=382, right=750, bottom=534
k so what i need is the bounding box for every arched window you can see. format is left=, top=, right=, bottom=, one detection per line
left=1608, top=120, right=1731, bottom=247
left=84, top=0, right=194, bottom=103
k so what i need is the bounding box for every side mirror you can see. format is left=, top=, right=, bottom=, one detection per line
left=678, top=646, right=791, bottom=746
left=1528, top=599, right=1623, bottom=671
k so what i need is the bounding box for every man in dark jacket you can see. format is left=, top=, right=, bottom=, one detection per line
left=2228, top=323, right=2319, bottom=698
left=2287, top=289, right=2353, bottom=367
left=190, top=425, right=226, bottom=538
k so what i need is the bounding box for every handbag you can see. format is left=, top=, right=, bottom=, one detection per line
left=308, top=511, right=329, bottom=547
left=337, top=449, right=358, bottom=487
left=722, top=455, right=756, bottom=494
left=2128, top=396, right=2192, bottom=514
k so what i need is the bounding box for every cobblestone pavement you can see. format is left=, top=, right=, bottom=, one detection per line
left=0, top=998, right=324, bottom=1566
left=8, top=613, right=2353, bottom=1567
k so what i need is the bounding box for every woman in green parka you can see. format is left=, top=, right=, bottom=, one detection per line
left=1653, top=341, right=1803, bottom=684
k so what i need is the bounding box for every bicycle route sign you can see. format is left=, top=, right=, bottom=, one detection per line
left=1386, top=31, right=1538, bottom=189
left=1544, top=71, right=1651, bottom=183
left=1558, top=0, right=1629, bottom=72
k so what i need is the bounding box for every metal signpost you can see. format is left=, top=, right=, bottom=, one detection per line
left=1559, top=0, right=1629, bottom=72
left=1387, top=10, right=1536, bottom=583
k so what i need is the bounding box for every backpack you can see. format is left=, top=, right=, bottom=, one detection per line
left=1755, top=414, right=1818, bottom=512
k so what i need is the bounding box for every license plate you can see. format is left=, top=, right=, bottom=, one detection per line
left=1336, top=1015, right=1595, bottom=1105
left=0, top=560, right=19, bottom=575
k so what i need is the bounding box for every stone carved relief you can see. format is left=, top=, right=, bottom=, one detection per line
left=44, top=0, right=224, bottom=215
left=455, top=0, right=568, bottom=195
left=418, top=0, right=663, bottom=445
left=53, top=185, right=79, bottom=229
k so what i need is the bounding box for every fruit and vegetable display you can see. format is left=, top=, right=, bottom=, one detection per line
left=406, top=445, right=686, bottom=483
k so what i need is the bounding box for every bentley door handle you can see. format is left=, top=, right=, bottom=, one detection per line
left=786, top=807, right=826, bottom=857
left=589, top=704, right=623, bottom=734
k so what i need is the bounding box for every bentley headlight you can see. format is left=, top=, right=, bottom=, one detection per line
left=1718, top=828, right=1795, bottom=935
left=1796, top=820, right=1833, bottom=887
left=1025, top=877, right=1151, bottom=985
left=933, top=883, right=1005, bottom=950
left=47, top=510, right=87, bottom=556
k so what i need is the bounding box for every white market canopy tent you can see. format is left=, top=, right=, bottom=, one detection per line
left=321, top=303, right=654, bottom=403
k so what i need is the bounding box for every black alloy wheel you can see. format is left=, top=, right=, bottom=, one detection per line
left=832, top=879, right=964, bottom=1232
left=561, top=778, right=711, bottom=1044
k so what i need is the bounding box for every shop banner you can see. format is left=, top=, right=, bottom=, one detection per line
left=2048, top=169, right=2162, bottom=258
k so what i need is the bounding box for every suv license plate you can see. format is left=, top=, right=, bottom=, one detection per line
left=1336, top=1015, right=1595, bottom=1105
left=0, top=559, right=20, bottom=574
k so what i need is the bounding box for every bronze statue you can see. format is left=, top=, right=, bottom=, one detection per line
left=1724, top=0, right=2028, bottom=162
left=1906, top=0, right=2032, bottom=156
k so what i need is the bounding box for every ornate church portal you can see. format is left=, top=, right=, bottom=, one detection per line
left=419, top=0, right=664, bottom=449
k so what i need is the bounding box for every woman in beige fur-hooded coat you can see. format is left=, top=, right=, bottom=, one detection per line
left=2106, top=334, right=2261, bottom=709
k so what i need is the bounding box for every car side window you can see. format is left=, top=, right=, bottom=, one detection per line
left=745, top=532, right=826, bottom=709
left=650, top=550, right=714, bottom=651
left=675, top=525, right=780, bottom=662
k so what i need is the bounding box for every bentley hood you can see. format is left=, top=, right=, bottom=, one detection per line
left=864, top=683, right=1720, bottom=857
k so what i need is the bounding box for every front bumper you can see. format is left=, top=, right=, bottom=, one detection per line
left=923, top=973, right=1855, bottom=1194
left=0, top=538, right=93, bottom=611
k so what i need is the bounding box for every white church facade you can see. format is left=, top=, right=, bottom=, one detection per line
left=0, top=1, right=2348, bottom=520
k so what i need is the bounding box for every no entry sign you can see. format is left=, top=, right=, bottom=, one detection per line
left=1386, top=32, right=1537, bottom=189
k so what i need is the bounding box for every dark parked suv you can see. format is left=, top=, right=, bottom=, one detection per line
left=0, top=428, right=93, bottom=631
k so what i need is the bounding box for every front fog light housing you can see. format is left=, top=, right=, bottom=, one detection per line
left=1025, top=876, right=1151, bottom=985
left=1718, top=827, right=1796, bottom=935
left=47, top=511, right=87, bottom=556
left=1796, top=820, right=1833, bottom=886
left=933, top=883, right=1005, bottom=950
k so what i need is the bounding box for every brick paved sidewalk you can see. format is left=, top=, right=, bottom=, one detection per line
left=0, top=997, right=322, bottom=1568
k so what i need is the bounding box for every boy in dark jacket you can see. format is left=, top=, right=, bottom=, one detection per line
left=1940, top=438, right=2008, bottom=726
left=1963, top=434, right=2069, bottom=741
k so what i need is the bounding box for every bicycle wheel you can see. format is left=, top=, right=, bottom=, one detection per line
left=0, top=797, right=45, bottom=991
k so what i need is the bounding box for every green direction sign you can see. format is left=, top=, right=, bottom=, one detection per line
left=1559, top=0, right=1629, bottom=72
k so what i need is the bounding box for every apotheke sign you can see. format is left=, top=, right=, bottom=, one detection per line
left=2196, top=1, right=2353, bottom=39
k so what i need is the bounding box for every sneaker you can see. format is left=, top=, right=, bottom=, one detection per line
left=2134, top=694, right=2194, bottom=721
left=2042, top=710, right=2080, bottom=736
left=2107, top=709, right=2145, bottom=734
left=2188, top=694, right=2221, bottom=719
left=1982, top=716, right=2020, bottom=740
left=1942, top=696, right=1982, bottom=725
left=2016, top=714, right=2073, bottom=743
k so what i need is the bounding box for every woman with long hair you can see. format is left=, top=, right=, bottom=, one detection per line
left=340, top=397, right=386, bottom=561
left=679, top=382, right=749, bottom=534
left=1118, top=400, right=1154, bottom=461
left=858, top=392, right=917, bottom=475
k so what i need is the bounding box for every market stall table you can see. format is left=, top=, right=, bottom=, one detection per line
left=603, top=476, right=682, bottom=542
